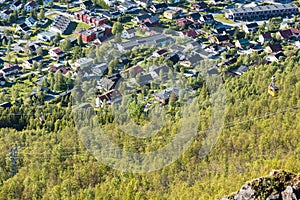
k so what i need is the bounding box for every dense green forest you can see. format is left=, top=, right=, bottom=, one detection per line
left=0, top=54, right=300, bottom=199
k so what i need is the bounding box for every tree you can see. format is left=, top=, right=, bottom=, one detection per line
left=77, top=36, right=83, bottom=47
left=112, top=22, right=123, bottom=35
left=37, top=47, right=43, bottom=56
left=39, top=9, right=45, bottom=21
left=61, top=39, right=72, bottom=51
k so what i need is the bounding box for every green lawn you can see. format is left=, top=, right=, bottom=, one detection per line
left=214, top=14, right=235, bottom=24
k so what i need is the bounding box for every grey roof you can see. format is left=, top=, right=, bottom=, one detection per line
left=118, top=34, right=174, bottom=51
left=228, top=3, right=298, bottom=14
left=154, top=87, right=180, bottom=100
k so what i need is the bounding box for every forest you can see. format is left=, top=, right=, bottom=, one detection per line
left=0, top=50, right=300, bottom=199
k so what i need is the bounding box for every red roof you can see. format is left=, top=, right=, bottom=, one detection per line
left=182, top=30, right=199, bottom=38
left=123, top=65, right=145, bottom=76
left=28, top=1, right=37, bottom=7
left=290, top=28, right=300, bottom=35
left=51, top=48, right=64, bottom=55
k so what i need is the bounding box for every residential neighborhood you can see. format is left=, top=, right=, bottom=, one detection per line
left=0, top=0, right=300, bottom=109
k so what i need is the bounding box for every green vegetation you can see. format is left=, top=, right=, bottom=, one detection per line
left=214, top=14, right=235, bottom=25
left=0, top=51, right=300, bottom=199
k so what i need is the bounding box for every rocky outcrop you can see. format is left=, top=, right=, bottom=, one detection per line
left=219, top=170, right=300, bottom=200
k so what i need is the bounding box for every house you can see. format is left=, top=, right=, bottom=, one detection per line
left=37, top=31, right=56, bottom=42
left=165, top=53, right=180, bottom=65
left=290, top=28, right=300, bottom=38
left=150, top=3, right=168, bottom=14
left=60, top=37, right=78, bottom=47
left=101, top=11, right=121, bottom=20
left=213, top=28, right=227, bottom=35
left=77, top=26, right=111, bottom=43
left=135, top=0, right=152, bottom=8
left=0, top=10, right=11, bottom=20
left=191, top=2, right=207, bottom=11
left=144, top=15, right=160, bottom=26
left=259, top=32, right=273, bottom=44
left=176, top=18, right=192, bottom=27
left=78, top=29, right=96, bottom=43
left=23, top=56, right=42, bottom=69
left=154, top=87, right=179, bottom=105
left=49, top=65, right=70, bottom=76
left=25, top=17, right=37, bottom=27
left=180, top=29, right=199, bottom=39
left=132, top=13, right=152, bottom=24
left=186, top=12, right=201, bottom=22
left=0, top=65, right=22, bottom=78
left=121, top=28, right=136, bottom=39
left=150, top=65, right=171, bottom=80
left=16, top=23, right=31, bottom=35
left=96, top=89, right=122, bottom=106
left=97, top=74, right=122, bottom=91
left=122, top=65, right=145, bottom=78
left=210, top=35, right=230, bottom=44
left=74, top=11, right=109, bottom=27
left=0, top=102, right=12, bottom=109
left=225, top=4, right=299, bottom=21
left=49, top=47, right=65, bottom=59
left=277, top=29, right=293, bottom=40
left=118, top=1, right=138, bottom=13
left=117, top=34, right=174, bottom=51
left=235, top=39, right=250, bottom=49
left=153, top=49, right=168, bottom=57
left=50, top=15, right=71, bottom=34
left=74, top=57, right=94, bottom=68
left=137, top=74, right=154, bottom=87
left=200, top=14, right=215, bottom=25
left=265, top=43, right=283, bottom=53
left=164, top=9, right=181, bottom=20
left=183, top=53, right=203, bottom=67
left=230, top=65, right=249, bottom=76
left=11, top=0, right=23, bottom=11
left=24, top=1, right=38, bottom=12
left=80, top=0, right=93, bottom=10
left=243, top=23, right=259, bottom=34
left=267, top=52, right=285, bottom=62
left=91, top=63, right=108, bottom=75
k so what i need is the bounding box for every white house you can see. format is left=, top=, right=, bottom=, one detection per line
left=24, top=1, right=39, bottom=12
left=0, top=10, right=11, bottom=20
left=121, top=28, right=136, bottom=39
left=25, top=17, right=37, bottom=27
left=37, top=31, right=56, bottom=42
left=49, top=47, right=65, bottom=59
left=10, top=0, right=23, bottom=11
left=74, top=57, right=94, bottom=68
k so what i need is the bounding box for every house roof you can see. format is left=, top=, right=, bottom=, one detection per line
left=245, top=22, right=259, bottom=29
left=26, top=56, right=42, bottom=65
left=147, top=15, right=159, bottom=23
left=229, top=4, right=298, bottom=14
left=156, top=49, right=168, bottom=55
left=122, top=65, right=145, bottom=76
left=268, top=43, right=283, bottom=52
left=125, top=28, right=136, bottom=34
left=152, top=65, right=170, bottom=76
left=290, top=28, right=300, bottom=35
left=279, top=29, right=293, bottom=38
left=188, top=12, right=201, bottom=20
left=231, top=65, right=249, bottom=75
left=97, top=89, right=122, bottom=103
left=2, top=65, right=22, bottom=73
left=261, top=32, right=272, bottom=39
left=26, top=1, right=37, bottom=7
left=154, top=87, right=179, bottom=100
left=216, top=35, right=229, bottom=42
left=187, top=53, right=203, bottom=65
left=202, top=14, right=214, bottom=21
left=182, top=29, right=199, bottom=38
left=138, top=74, right=154, bottom=86
left=152, top=3, right=167, bottom=9
left=275, top=52, right=285, bottom=59
left=50, top=47, right=64, bottom=55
